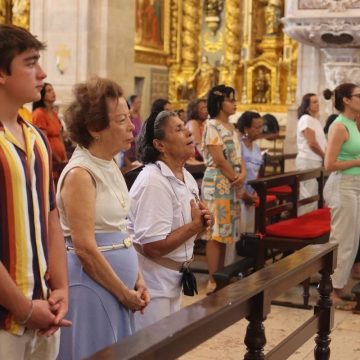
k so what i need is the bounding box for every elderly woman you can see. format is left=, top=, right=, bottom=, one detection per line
left=202, top=85, right=246, bottom=294
left=186, top=98, right=208, bottom=161
left=128, top=110, right=212, bottom=330
left=296, top=93, right=327, bottom=214
left=236, top=111, right=264, bottom=233
left=56, top=77, right=150, bottom=360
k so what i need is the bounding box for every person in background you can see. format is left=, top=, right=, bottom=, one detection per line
left=323, top=83, right=360, bottom=310
left=186, top=99, right=208, bottom=161
left=201, top=85, right=246, bottom=294
left=129, top=110, right=212, bottom=329
left=324, top=113, right=338, bottom=136
left=0, top=23, right=70, bottom=360
left=236, top=111, right=264, bottom=233
left=176, top=108, right=187, bottom=123
left=124, top=94, right=142, bottom=163
left=296, top=93, right=327, bottom=214
left=151, top=98, right=172, bottom=113
left=32, top=82, right=67, bottom=164
left=57, top=77, right=149, bottom=360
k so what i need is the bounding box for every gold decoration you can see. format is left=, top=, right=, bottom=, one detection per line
left=55, top=44, right=70, bottom=75
left=221, top=0, right=242, bottom=89
left=140, top=0, right=298, bottom=111
left=204, top=0, right=224, bottom=35
left=189, top=55, right=217, bottom=98
left=11, top=0, right=29, bottom=29
left=203, top=31, right=223, bottom=53
left=182, top=0, right=200, bottom=67
left=0, top=0, right=29, bottom=28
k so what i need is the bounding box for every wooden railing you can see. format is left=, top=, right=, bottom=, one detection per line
left=87, top=243, right=337, bottom=360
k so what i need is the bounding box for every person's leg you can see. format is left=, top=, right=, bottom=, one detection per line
left=352, top=243, right=360, bottom=279
left=27, top=331, right=60, bottom=360
left=328, top=175, right=360, bottom=306
left=0, top=329, right=30, bottom=360
left=206, top=240, right=226, bottom=293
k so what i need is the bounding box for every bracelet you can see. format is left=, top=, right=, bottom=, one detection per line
left=18, top=300, right=34, bottom=325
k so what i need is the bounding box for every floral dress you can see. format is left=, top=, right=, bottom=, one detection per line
left=201, top=119, right=242, bottom=244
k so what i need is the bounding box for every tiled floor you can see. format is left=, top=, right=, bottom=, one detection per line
left=179, top=273, right=360, bottom=360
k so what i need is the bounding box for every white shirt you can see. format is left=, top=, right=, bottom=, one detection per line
left=57, top=146, right=129, bottom=236
left=297, top=114, right=327, bottom=161
left=128, top=161, right=199, bottom=298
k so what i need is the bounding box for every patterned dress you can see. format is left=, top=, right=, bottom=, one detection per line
left=201, top=119, right=242, bottom=244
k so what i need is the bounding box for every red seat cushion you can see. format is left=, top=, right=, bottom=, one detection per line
left=266, top=208, right=330, bottom=239
left=267, top=185, right=292, bottom=195
left=255, top=195, right=277, bottom=208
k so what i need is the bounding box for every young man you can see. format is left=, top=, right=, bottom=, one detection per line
left=0, top=24, right=70, bottom=359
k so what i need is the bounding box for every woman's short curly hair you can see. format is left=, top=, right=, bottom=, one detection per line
left=137, top=110, right=177, bottom=164
left=64, top=77, right=123, bottom=148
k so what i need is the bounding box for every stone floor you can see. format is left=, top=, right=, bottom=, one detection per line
left=179, top=272, right=360, bottom=360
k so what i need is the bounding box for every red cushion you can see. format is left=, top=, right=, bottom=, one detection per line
left=266, top=208, right=330, bottom=239
left=255, top=195, right=277, bottom=207
left=267, top=185, right=292, bottom=195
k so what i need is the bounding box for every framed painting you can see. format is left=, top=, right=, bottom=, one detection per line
left=135, top=0, right=170, bottom=65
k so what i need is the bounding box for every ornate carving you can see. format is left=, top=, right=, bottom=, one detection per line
left=299, top=0, right=360, bottom=11
left=189, top=55, right=216, bottom=98
left=221, top=0, right=242, bottom=88
left=11, top=0, right=29, bottom=29
left=204, top=0, right=224, bottom=35
left=283, top=17, right=360, bottom=48
left=181, top=0, right=200, bottom=67
left=169, top=0, right=179, bottom=63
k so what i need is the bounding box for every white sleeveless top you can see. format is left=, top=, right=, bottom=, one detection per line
left=56, top=146, right=129, bottom=236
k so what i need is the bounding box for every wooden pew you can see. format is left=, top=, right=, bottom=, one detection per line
left=248, top=168, right=330, bottom=308
left=87, top=243, right=337, bottom=360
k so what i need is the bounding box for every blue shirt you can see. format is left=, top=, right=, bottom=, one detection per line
left=241, top=139, right=263, bottom=194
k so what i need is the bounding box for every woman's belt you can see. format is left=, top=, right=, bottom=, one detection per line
left=65, top=235, right=133, bottom=252
left=133, top=243, right=193, bottom=271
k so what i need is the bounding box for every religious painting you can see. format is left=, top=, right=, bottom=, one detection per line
left=135, top=0, right=169, bottom=55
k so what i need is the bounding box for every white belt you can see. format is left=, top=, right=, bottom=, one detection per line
left=66, top=237, right=133, bottom=252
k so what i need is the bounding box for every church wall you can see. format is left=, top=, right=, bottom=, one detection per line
left=30, top=0, right=135, bottom=109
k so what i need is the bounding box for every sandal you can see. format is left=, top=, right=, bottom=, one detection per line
left=334, top=300, right=356, bottom=311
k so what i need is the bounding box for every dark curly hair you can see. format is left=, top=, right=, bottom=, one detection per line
left=151, top=98, right=171, bottom=113
left=64, top=77, right=123, bottom=148
left=236, top=111, right=261, bottom=133
left=207, top=84, right=235, bottom=118
left=323, top=83, right=358, bottom=112
left=137, top=110, right=177, bottom=163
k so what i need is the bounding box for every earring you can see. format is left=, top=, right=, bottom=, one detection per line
left=94, top=135, right=100, bottom=141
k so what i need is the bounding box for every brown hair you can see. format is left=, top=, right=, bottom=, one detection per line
left=323, top=83, right=358, bottom=112
left=65, top=77, right=123, bottom=148
left=0, top=24, right=46, bottom=75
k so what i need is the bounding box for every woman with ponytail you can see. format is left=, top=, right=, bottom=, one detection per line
left=323, top=83, right=360, bottom=310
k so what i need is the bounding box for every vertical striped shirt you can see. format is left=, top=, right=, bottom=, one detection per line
left=0, top=117, right=56, bottom=335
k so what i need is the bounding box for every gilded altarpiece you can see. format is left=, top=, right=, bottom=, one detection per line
left=135, top=0, right=298, bottom=114
left=0, top=0, right=29, bottom=29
